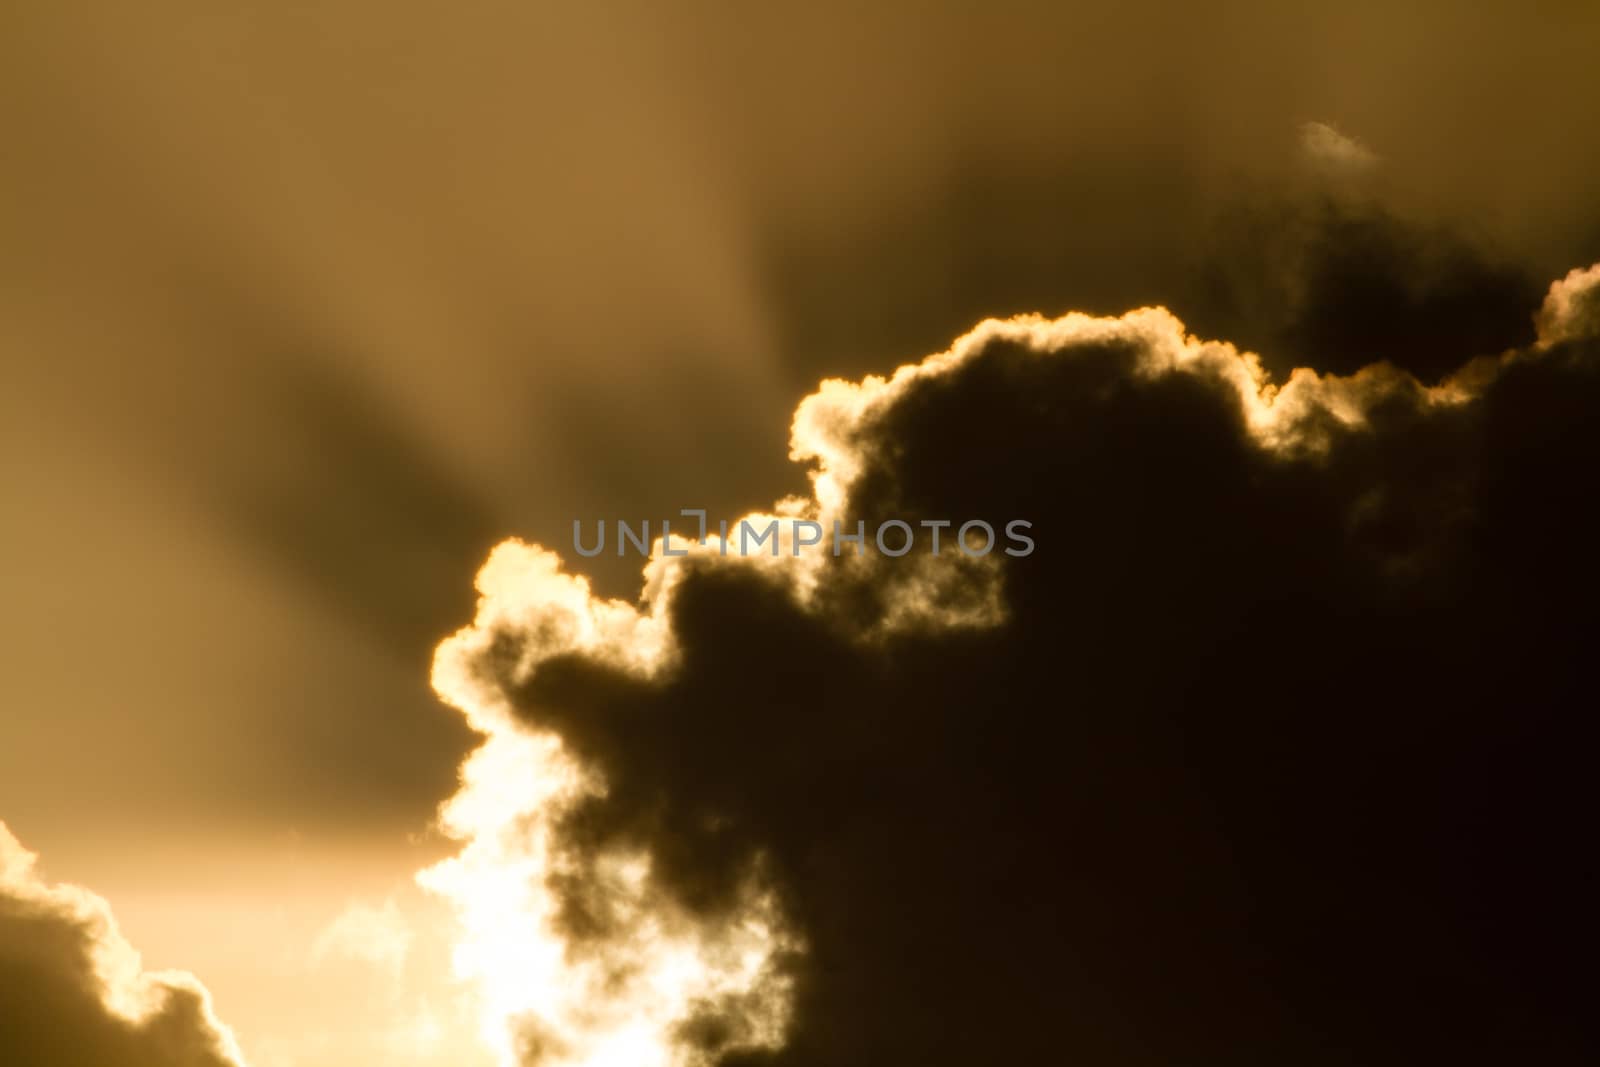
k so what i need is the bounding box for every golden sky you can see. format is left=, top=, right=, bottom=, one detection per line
left=3, top=3, right=1598, bottom=1066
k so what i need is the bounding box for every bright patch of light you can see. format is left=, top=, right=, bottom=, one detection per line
left=417, top=546, right=795, bottom=1067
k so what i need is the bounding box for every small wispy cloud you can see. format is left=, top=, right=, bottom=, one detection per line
left=310, top=898, right=414, bottom=984
left=1299, top=120, right=1380, bottom=173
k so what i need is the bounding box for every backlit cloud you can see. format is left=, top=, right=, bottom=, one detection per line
left=0, top=823, right=247, bottom=1067
left=421, top=263, right=1600, bottom=1065
left=1300, top=120, right=1380, bottom=173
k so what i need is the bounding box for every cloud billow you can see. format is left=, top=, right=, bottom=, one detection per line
left=425, top=264, right=1600, bottom=1066
left=0, top=824, right=247, bottom=1067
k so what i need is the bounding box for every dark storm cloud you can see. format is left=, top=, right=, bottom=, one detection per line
left=435, top=264, right=1599, bottom=1065
left=0, top=824, right=245, bottom=1066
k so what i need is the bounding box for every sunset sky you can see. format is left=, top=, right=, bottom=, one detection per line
left=3, top=3, right=1598, bottom=1066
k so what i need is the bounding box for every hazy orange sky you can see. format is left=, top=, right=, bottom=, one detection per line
left=3, top=3, right=1598, bottom=1066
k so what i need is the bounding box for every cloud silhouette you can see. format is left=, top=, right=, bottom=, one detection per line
left=424, top=263, right=1600, bottom=1066
left=0, top=823, right=246, bottom=1066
